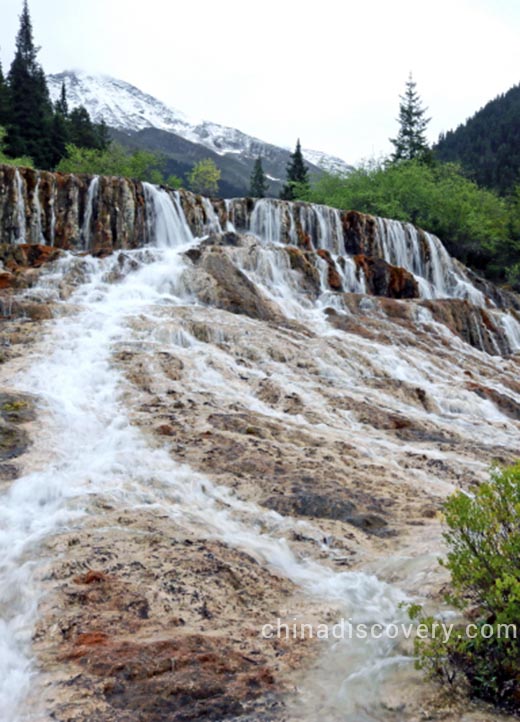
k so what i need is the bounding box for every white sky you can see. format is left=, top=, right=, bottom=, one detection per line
left=1, top=0, right=519, bottom=163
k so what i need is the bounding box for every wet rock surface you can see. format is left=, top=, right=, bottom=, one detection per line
left=1, top=175, right=520, bottom=721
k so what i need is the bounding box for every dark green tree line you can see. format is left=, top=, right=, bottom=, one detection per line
left=1, top=1, right=108, bottom=170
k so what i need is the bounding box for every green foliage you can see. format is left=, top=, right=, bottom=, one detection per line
left=68, top=106, right=107, bottom=151
left=0, top=4, right=108, bottom=170
left=165, top=174, right=183, bottom=189
left=188, top=158, right=221, bottom=196
left=390, top=73, right=431, bottom=163
left=412, top=463, right=520, bottom=710
left=56, top=143, right=176, bottom=185
left=435, top=83, right=520, bottom=195
left=0, top=126, right=33, bottom=167
left=281, top=139, right=309, bottom=200
left=303, top=159, right=519, bottom=285
left=5, top=0, right=54, bottom=168
left=250, top=156, right=269, bottom=198
left=0, top=62, right=10, bottom=128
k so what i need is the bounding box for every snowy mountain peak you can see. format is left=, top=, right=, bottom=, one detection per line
left=48, top=70, right=192, bottom=135
left=48, top=70, right=353, bottom=177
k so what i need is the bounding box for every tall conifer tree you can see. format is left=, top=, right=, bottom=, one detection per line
left=0, top=62, right=11, bottom=128
left=250, top=156, right=269, bottom=197
left=6, top=0, right=53, bottom=167
left=280, top=139, right=309, bottom=200
left=390, top=73, right=431, bottom=162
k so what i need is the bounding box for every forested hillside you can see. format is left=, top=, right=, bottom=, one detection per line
left=435, top=83, right=520, bottom=194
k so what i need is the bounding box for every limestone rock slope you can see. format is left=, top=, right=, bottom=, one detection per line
left=0, top=166, right=520, bottom=722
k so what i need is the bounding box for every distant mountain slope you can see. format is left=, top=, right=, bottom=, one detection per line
left=48, top=71, right=353, bottom=196
left=434, top=83, right=520, bottom=194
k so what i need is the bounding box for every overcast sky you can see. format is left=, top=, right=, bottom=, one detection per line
left=1, top=0, right=519, bottom=163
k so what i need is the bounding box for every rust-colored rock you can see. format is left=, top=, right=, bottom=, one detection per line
left=354, top=254, right=419, bottom=299
left=317, top=249, right=343, bottom=290
left=74, top=570, right=110, bottom=585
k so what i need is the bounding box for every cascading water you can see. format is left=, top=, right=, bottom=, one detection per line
left=80, top=176, right=99, bottom=250
left=200, top=196, right=223, bottom=235
left=14, top=169, right=26, bottom=244
left=0, top=187, right=426, bottom=722
left=31, top=178, right=46, bottom=245
left=143, top=183, right=193, bottom=247
left=237, top=197, right=491, bottom=303
left=3, top=174, right=520, bottom=721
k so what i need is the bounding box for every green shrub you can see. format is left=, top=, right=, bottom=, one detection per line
left=411, top=463, right=520, bottom=710
left=57, top=142, right=182, bottom=188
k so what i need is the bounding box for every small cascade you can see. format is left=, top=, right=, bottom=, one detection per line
left=224, top=199, right=236, bottom=232
left=80, top=176, right=100, bottom=250
left=337, top=255, right=366, bottom=294
left=31, top=177, right=46, bottom=245
left=500, top=313, right=520, bottom=352
left=374, top=218, right=486, bottom=305
left=200, top=197, right=223, bottom=235
left=14, top=170, right=26, bottom=244
left=250, top=198, right=297, bottom=245
left=143, top=184, right=194, bottom=247
left=49, top=187, right=56, bottom=248
left=298, top=204, right=345, bottom=254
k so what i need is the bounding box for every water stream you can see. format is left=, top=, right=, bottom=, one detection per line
left=1, top=184, right=519, bottom=721
left=1, top=186, right=416, bottom=722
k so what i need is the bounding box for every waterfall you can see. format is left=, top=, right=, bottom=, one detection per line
left=224, top=199, right=236, bottom=232
left=337, top=255, right=366, bottom=294
left=374, top=218, right=486, bottom=305
left=3, top=177, right=520, bottom=720
left=1, top=242, right=408, bottom=721
left=49, top=187, right=56, bottom=248
left=143, top=183, right=193, bottom=247
left=200, top=197, right=223, bottom=235
left=243, top=198, right=489, bottom=305
left=500, top=312, right=520, bottom=352
left=250, top=198, right=298, bottom=245
left=80, top=176, right=100, bottom=250
left=31, top=177, right=45, bottom=244
left=14, top=170, right=26, bottom=244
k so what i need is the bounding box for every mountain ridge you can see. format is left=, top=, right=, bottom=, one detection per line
left=47, top=70, right=352, bottom=196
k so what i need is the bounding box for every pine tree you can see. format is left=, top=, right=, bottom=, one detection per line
left=250, top=156, right=269, bottom=197
left=68, top=106, right=102, bottom=149
left=390, top=73, right=431, bottom=163
left=280, top=139, right=309, bottom=200
left=55, top=80, right=69, bottom=117
left=6, top=0, right=53, bottom=168
left=0, top=62, right=11, bottom=128
left=49, top=94, right=70, bottom=167
left=95, top=117, right=110, bottom=151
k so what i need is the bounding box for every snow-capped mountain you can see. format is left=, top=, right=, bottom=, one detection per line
left=48, top=71, right=353, bottom=178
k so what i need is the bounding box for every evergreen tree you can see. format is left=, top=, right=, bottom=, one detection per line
left=95, top=117, right=110, bottom=151
left=6, top=0, right=53, bottom=168
left=0, top=62, right=11, bottom=128
left=55, top=80, right=69, bottom=117
left=390, top=73, right=431, bottom=162
left=68, top=106, right=96, bottom=148
left=280, top=139, right=309, bottom=200
left=250, top=156, right=269, bottom=197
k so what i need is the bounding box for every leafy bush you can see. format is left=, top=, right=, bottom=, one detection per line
left=188, top=158, right=221, bottom=196
left=412, top=463, right=520, bottom=710
left=56, top=142, right=182, bottom=187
